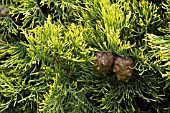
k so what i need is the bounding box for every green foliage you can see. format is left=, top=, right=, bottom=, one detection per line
left=142, top=1, right=170, bottom=88
left=0, top=15, right=95, bottom=112
left=80, top=0, right=137, bottom=55
left=0, top=0, right=170, bottom=113
left=145, top=34, right=170, bottom=78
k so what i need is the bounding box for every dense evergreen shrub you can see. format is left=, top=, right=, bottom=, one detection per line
left=0, top=0, right=169, bottom=113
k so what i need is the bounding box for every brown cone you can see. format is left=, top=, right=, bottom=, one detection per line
left=93, top=52, right=114, bottom=75
left=0, top=7, right=9, bottom=17
left=113, top=56, right=134, bottom=82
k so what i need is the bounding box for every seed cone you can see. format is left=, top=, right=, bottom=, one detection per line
left=93, top=52, right=114, bottom=75
left=0, top=6, right=9, bottom=17
left=113, top=56, right=134, bottom=82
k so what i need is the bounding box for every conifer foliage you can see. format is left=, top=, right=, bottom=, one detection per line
left=0, top=0, right=169, bottom=113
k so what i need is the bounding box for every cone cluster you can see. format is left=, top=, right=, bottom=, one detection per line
left=93, top=52, right=134, bottom=82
